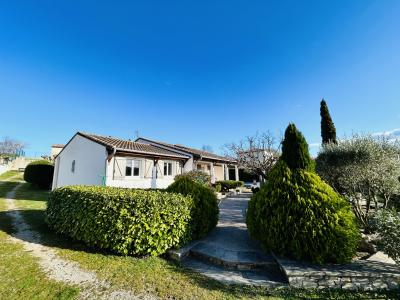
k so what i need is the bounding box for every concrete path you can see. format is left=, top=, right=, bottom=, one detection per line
left=181, top=194, right=286, bottom=285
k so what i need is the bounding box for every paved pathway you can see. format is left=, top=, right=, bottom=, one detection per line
left=182, top=194, right=286, bottom=285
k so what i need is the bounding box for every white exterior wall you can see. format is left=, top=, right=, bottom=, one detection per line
left=106, top=156, right=181, bottom=189
left=52, top=135, right=107, bottom=189
left=183, top=157, right=194, bottom=172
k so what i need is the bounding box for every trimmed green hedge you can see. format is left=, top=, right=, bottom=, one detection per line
left=175, top=170, right=211, bottom=186
left=24, top=160, right=54, bottom=189
left=247, top=161, right=360, bottom=264
left=46, top=186, right=193, bottom=256
left=216, top=180, right=244, bottom=192
left=167, top=177, right=218, bottom=240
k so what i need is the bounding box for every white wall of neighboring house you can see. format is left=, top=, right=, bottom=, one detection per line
left=106, top=156, right=182, bottom=189
left=0, top=164, right=9, bottom=175
left=52, top=135, right=107, bottom=189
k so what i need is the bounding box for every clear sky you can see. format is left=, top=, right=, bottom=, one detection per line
left=1, top=0, right=399, bottom=157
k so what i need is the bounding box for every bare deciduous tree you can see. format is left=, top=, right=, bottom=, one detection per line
left=224, top=132, right=280, bottom=180
left=0, top=137, right=25, bottom=156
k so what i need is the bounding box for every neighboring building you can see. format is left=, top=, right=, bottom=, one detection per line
left=52, top=132, right=238, bottom=190
left=51, top=144, right=64, bottom=159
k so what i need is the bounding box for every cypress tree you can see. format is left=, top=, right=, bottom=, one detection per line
left=281, top=123, right=313, bottom=171
left=320, top=99, right=337, bottom=144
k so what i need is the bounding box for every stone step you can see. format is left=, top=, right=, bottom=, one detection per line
left=181, top=256, right=288, bottom=286
left=189, top=242, right=278, bottom=271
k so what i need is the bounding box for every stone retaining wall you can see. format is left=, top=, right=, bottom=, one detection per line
left=275, top=256, right=400, bottom=290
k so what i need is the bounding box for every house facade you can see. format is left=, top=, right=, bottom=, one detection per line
left=52, top=132, right=237, bottom=190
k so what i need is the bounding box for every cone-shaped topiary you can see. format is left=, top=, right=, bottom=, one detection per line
left=246, top=123, right=359, bottom=264
left=281, top=123, right=314, bottom=171
left=246, top=161, right=359, bottom=263
left=320, top=99, right=337, bottom=144
left=167, top=176, right=218, bottom=240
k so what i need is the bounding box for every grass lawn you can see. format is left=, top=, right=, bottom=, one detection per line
left=0, top=179, right=399, bottom=299
left=0, top=182, right=79, bottom=300
left=0, top=170, right=23, bottom=181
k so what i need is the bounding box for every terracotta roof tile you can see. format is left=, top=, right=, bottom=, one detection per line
left=137, top=137, right=236, bottom=163
left=78, top=132, right=189, bottom=159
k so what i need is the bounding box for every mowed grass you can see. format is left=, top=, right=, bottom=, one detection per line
left=0, top=170, right=23, bottom=180
left=1, top=179, right=399, bottom=299
left=0, top=183, right=79, bottom=300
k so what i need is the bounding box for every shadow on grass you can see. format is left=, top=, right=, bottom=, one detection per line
left=0, top=207, right=399, bottom=300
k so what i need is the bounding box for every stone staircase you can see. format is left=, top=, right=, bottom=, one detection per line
left=170, top=195, right=287, bottom=286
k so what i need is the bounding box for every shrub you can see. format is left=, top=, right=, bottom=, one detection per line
left=247, top=124, right=359, bottom=264
left=46, top=186, right=193, bottom=256
left=371, top=209, right=400, bottom=264
left=316, top=135, right=400, bottom=232
left=251, top=187, right=260, bottom=194
left=167, top=176, right=218, bottom=240
left=247, top=161, right=360, bottom=264
left=213, top=183, right=222, bottom=193
left=24, top=160, right=54, bottom=189
left=281, top=123, right=314, bottom=171
left=216, top=180, right=244, bottom=192
left=175, top=170, right=211, bottom=186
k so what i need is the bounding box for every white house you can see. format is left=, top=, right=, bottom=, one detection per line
left=52, top=132, right=238, bottom=190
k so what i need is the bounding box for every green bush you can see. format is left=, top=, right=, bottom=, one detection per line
left=371, top=209, right=400, bottom=264
left=247, top=161, right=360, bottom=264
left=46, top=186, right=193, bottom=256
left=24, top=160, right=54, bottom=189
left=281, top=123, right=314, bottom=171
left=167, top=177, right=218, bottom=240
left=175, top=170, right=211, bottom=186
left=213, top=183, right=222, bottom=193
left=216, top=180, right=244, bottom=192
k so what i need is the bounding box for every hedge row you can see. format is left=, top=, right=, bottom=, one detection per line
left=46, top=186, right=193, bottom=256
left=167, top=176, right=218, bottom=240
left=216, top=180, right=244, bottom=192
left=24, top=160, right=54, bottom=189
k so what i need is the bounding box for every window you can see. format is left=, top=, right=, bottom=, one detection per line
left=125, top=159, right=140, bottom=177
left=164, top=162, right=173, bottom=176
left=71, top=160, right=75, bottom=173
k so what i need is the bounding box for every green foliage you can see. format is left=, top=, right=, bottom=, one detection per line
left=281, top=123, right=314, bottom=171
left=24, top=160, right=54, bottom=189
left=213, top=183, right=222, bottom=193
left=247, top=161, right=360, bottom=264
left=167, top=176, right=218, bottom=240
left=371, top=209, right=400, bottom=263
left=46, top=186, right=193, bottom=256
left=320, top=99, right=337, bottom=144
left=316, top=135, right=400, bottom=231
left=216, top=180, right=244, bottom=192
left=251, top=187, right=260, bottom=194
left=175, top=170, right=211, bottom=186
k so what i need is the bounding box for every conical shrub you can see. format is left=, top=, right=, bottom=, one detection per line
left=281, top=123, right=314, bottom=171
left=246, top=123, right=359, bottom=264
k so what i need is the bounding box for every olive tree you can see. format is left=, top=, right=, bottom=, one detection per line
left=316, top=135, right=400, bottom=232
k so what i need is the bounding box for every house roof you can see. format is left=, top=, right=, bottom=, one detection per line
left=77, top=132, right=189, bottom=159
left=51, top=144, right=65, bottom=148
left=136, top=137, right=236, bottom=163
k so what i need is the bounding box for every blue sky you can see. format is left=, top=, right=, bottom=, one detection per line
left=0, top=1, right=399, bottom=157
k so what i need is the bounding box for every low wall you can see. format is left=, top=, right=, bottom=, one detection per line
left=275, top=256, right=400, bottom=290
